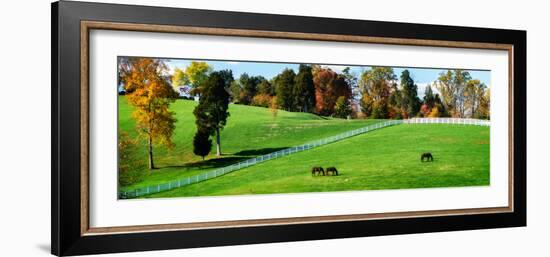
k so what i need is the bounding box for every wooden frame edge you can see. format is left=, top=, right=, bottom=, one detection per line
left=84, top=206, right=513, bottom=235
left=79, top=20, right=515, bottom=236
left=81, top=21, right=90, bottom=235
left=83, top=21, right=513, bottom=50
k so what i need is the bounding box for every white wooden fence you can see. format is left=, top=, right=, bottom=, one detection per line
left=405, top=118, right=490, bottom=126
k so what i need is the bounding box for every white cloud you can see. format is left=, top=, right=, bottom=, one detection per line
left=416, top=82, right=440, bottom=98
left=323, top=65, right=351, bottom=73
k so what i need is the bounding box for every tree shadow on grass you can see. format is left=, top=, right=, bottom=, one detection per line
left=161, top=156, right=251, bottom=170
left=160, top=147, right=291, bottom=171
left=233, top=147, right=289, bottom=156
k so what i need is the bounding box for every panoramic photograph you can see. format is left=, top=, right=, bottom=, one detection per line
left=117, top=57, right=491, bottom=199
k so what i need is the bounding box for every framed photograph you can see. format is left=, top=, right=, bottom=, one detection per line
left=52, top=1, right=526, bottom=256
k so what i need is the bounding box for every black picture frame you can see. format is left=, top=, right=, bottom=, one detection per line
left=51, top=1, right=526, bottom=256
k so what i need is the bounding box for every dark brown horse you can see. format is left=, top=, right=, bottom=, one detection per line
left=420, top=152, right=434, bottom=162
left=311, top=166, right=325, bottom=176
left=325, top=167, right=339, bottom=176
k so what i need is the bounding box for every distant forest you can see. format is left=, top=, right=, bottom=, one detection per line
left=168, top=61, right=490, bottom=120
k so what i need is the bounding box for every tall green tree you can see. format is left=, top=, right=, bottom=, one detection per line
left=193, top=72, right=231, bottom=157
left=217, top=69, right=235, bottom=89
left=237, top=73, right=251, bottom=104
left=388, top=83, right=402, bottom=109
left=274, top=68, right=296, bottom=111
left=423, top=84, right=435, bottom=107
left=257, top=80, right=274, bottom=96
left=293, top=64, right=316, bottom=112
left=399, top=70, right=421, bottom=118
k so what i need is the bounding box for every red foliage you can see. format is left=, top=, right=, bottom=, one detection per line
left=313, top=69, right=351, bottom=116
left=420, top=103, right=431, bottom=117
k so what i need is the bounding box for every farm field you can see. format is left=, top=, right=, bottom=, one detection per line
left=142, top=124, right=490, bottom=198
left=119, top=96, right=383, bottom=191
left=117, top=57, right=492, bottom=200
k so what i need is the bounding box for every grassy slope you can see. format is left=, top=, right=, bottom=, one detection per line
left=145, top=124, right=490, bottom=198
left=119, top=96, right=382, bottom=190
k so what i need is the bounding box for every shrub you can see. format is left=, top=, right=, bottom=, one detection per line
left=428, top=106, right=440, bottom=117
left=334, top=96, right=352, bottom=119
left=370, top=99, right=388, bottom=119
left=193, top=130, right=212, bottom=160
left=118, top=131, right=146, bottom=186
left=251, top=94, right=272, bottom=108
left=420, top=104, right=431, bottom=117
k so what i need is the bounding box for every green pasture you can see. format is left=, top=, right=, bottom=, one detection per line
left=119, top=96, right=381, bottom=191
left=119, top=96, right=489, bottom=198
left=141, top=124, right=490, bottom=198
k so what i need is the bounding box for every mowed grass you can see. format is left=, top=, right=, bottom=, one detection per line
left=119, top=96, right=382, bottom=191
left=144, top=124, right=490, bottom=198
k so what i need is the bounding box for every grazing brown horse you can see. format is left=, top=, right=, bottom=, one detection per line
left=420, top=152, right=434, bottom=162
left=325, top=167, right=339, bottom=176
left=311, top=166, right=325, bottom=176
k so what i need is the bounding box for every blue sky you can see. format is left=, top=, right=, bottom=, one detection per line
left=165, top=58, right=491, bottom=96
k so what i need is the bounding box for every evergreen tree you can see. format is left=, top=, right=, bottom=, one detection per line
left=400, top=70, right=421, bottom=117
left=334, top=96, right=352, bottom=118
left=257, top=80, right=274, bottom=96
left=193, top=72, right=231, bottom=157
left=423, top=84, right=435, bottom=107
left=293, top=64, right=316, bottom=112
left=274, top=69, right=296, bottom=111
left=193, top=130, right=212, bottom=160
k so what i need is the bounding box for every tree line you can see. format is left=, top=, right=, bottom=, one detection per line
left=227, top=64, right=353, bottom=118
left=359, top=67, right=490, bottom=119
left=172, top=61, right=489, bottom=120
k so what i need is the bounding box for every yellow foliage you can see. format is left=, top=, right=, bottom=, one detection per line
left=428, top=106, right=440, bottom=118
left=251, top=94, right=272, bottom=107
left=120, top=58, right=177, bottom=169
left=269, top=96, right=279, bottom=118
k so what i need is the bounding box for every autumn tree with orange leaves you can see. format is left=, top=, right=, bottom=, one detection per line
left=119, top=57, right=178, bottom=170
left=313, top=68, right=351, bottom=116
